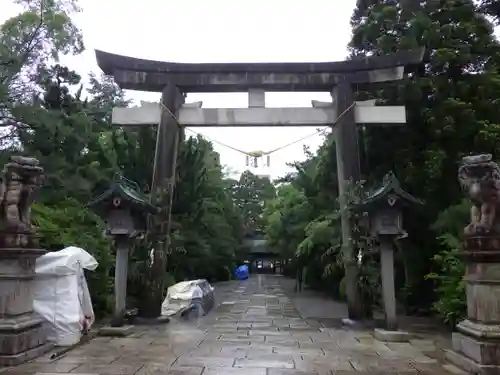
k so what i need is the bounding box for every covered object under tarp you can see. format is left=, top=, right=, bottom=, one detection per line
left=234, top=265, right=249, bottom=280
left=161, top=279, right=214, bottom=318
left=33, top=246, right=97, bottom=346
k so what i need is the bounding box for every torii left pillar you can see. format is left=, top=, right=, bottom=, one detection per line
left=333, top=79, right=364, bottom=321
left=143, top=84, right=184, bottom=318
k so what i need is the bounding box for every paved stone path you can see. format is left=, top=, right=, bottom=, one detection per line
left=2, top=275, right=465, bottom=375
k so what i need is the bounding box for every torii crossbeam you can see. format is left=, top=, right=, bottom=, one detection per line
left=96, top=49, right=423, bottom=92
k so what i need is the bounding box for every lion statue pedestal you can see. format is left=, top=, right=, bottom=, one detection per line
left=0, top=156, right=51, bottom=366
left=446, top=154, right=500, bottom=375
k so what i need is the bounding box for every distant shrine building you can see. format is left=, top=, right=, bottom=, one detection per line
left=243, top=232, right=283, bottom=274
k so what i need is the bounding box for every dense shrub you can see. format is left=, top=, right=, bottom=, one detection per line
left=426, top=200, right=469, bottom=326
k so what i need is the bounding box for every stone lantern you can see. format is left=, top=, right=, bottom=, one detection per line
left=89, top=174, right=158, bottom=334
left=0, top=156, right=50, bottom=366
left=354, top=171, right=422, bottom=341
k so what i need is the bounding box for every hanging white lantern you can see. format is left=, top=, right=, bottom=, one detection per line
left=245, top=151, right=272, bottom=171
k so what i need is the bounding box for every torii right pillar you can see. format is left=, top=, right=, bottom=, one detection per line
left=446, top=154, right=500, bottom=375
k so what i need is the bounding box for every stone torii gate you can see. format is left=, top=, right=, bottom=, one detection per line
left=95, top=48, right=424, bottom=319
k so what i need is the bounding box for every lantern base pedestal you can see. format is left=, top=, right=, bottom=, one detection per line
left=341, top=318, right=362, bottom=329
left=445, top=320, right=500, bottom=375
left=98, top=325, right=134, bottom=337
left=373, top=328, right=411, bottom=342
left=134, top=316, right=170, bottom=325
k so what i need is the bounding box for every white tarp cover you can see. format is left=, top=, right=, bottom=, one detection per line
left=161, top=279, right=213, bottom=317
left=33, top=246, right=98, bottom=346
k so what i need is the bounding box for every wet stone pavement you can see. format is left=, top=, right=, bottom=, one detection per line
left=2, top=275, right=465, bottom=375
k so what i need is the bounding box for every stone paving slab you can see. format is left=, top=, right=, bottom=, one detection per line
left=0, top=275, right=466, bottom=375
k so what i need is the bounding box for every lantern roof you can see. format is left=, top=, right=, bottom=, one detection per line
left=354, top=171, right=423, bottom=211
left=88, top=174, right=159, bottom=214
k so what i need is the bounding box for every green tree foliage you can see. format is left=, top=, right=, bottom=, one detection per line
left=348, top=0, right=500, bottom=315
left=264, top=139, right=346, bottom=295
left=426, top=200, right=469, bottom=326
left=0, top=2, right=248, bottom=317
left=1, top=0, right=83, bottom=132
left=229, top=170, right=275, bottom=236
left=265, top=183, right=311, bottom=261
left=478, top=0, right=500, bottom=25
left=169, top=135, right=245, bottom=282
left=0, top=61, right=127, bottom=315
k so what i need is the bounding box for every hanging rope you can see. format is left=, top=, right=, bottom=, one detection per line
left=158, top=101, right=356, bottom=158
left=185, top=127, right=260, bottom=155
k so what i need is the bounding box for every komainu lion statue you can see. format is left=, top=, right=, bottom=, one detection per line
left=458, top=154, right=500, bottom=235
left=0, top=156, right=44, bottom=248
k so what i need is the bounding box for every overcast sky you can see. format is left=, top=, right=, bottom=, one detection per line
left=4, top=0, right=356, bottom=178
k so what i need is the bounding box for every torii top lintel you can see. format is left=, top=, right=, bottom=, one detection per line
left=95, top=48, right=424, bottom=93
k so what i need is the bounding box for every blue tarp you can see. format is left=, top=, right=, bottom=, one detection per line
left=234, top=265, right=249, bottom=280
